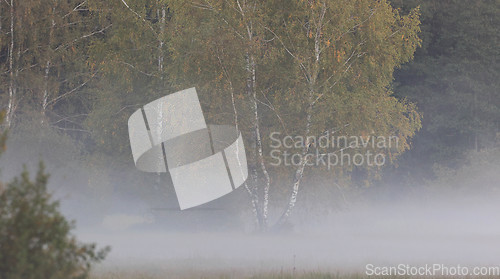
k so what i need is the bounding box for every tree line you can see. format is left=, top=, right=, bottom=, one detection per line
left=0, top=0, right=497, bottom=230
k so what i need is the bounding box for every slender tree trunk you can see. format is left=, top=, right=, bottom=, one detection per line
left=232, top=77, right=260, bottom=225
left=200, top=0, right=270, bottom=230
left=473, top=90, right=479, bottom=152
left=226, top=56, right=261, bottom=226
left=276, top=3, right=326, bottom=226
left=42, top=60, right=51, bottom=116
left=244, top=6, right=271, bottom=230
left=6, top=0, right=15, bottom=127
left=251, top=63, right=271, bottom=228
left=276, top=90, right=314, bottom=226
left=215, top=47, right=261, bottom=228
left=158, top=5, right=165, bottom=77
left=246, top=52, right=265, bottom=229
left=241, top=6, right=267, bottom=229
left=42, top=8, right=56, bottom=119
left=253, top=57, right=271, bottom=228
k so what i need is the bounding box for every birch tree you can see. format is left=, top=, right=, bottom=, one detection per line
left=38, top=0, right=105, bottom=120
left=168, top=0, right=421, bottom=230
left=3, top=0, right=17, bottom=127
left=0, top=0, right=105, bottom=129
left=266, top=0, right=422, bottom=225
left=83, top=0, right=174, bottom=204
left=168, top=0, right=284, bottom=229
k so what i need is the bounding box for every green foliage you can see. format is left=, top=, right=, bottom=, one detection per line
left=0, top=0, right=102, bottom=125
left=269, top=0, right=422, bottom=158
left=0, top=114, right=109, bottom=279
left=0, top=163, right=110, bottom=279
left=0, top=111, right=109, bottom=279
left=84, top=0, right=173, bottom=158
left=433, top=146, right=500, bottom=192
left=3, top=0, right=495, bottom=226
left=393, top=0, right=500, bottom=178
left=169, top=0, right=422, bottom=187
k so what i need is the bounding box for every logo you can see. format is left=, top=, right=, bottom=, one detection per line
left=128, top=88, right=248, bottom=209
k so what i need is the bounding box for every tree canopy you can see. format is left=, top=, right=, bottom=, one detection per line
left=1, top=0, right=496, bottom=230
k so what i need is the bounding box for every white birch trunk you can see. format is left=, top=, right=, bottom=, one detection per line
left=277, top=97, right=313, bottom=225
left=157, top=5, right=165, bottom=76
left=42, top=60, right=51, bottom=116
left=215, top=48, right=261, bottom=227
left=232, top=80, right=261, bottom=227
left=42, top=9, right=56, bottom=119
left=243, top=1, right=271, bottom=229
left=250, top=56, right=271, bottom=228
left=277, top=3, right=327, bottom=226
left=246, top=52, right=264, bottom=228
left=6, top=0, right=15, bottom=127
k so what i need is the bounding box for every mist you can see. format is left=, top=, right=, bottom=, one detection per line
left=0, top=0, right=498, bottom=277
left=73, top=192, right=500, bottom=274
left=4, top=128, right=500, bottom=276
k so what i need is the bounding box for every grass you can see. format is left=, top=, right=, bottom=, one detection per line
left=91, top=270, right=500, bottom=279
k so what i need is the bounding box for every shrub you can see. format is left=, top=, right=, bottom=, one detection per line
left=0, top=164, right=110, bottom=279
left=0, top=112, right=109, bottom=279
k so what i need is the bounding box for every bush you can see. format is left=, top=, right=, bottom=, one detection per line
left=0, top=112, right=109, bottom=279
left=0, top=164, right=110, bottom=279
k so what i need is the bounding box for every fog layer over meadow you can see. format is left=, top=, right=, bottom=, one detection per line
left=73, top=192, right=500, bottom=274
left=2, top=126, right=500, bottom=274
